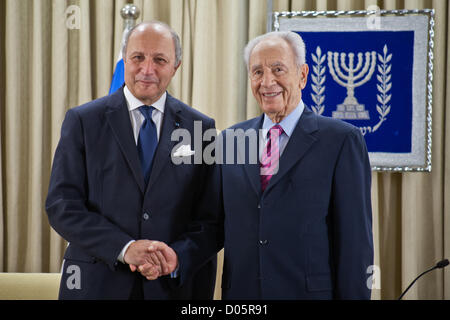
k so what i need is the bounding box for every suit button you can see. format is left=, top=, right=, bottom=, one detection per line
left=259, top=240, right=268, bottom=245
left=143, top=212, right=150, bottom=220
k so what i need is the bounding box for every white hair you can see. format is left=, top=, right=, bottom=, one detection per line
left=243, top=31, right=306, bottom=70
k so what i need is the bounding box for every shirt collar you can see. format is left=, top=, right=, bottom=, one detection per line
left=262, top=100, right=305, bottom=137
left=123, top=85, right=166, bottom=114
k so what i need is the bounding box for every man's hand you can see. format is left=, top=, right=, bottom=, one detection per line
left=123, top=240, right=162, bottom=275
left=137, top=241, right=178, bottom=280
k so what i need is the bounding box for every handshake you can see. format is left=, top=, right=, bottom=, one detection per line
left=123, top=240, right=178, bottom=280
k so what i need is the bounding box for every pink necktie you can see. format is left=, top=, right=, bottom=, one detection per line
left=260, top=124, right=284, bottom=192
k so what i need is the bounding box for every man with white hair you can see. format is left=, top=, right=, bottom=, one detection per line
left=215, top=31, right=373, bottom=299
left=150, top=31, right=374, bottom=299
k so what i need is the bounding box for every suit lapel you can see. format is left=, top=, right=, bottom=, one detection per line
left=264, top=107, right=318, bottom=193
left=146, top=94, right=181, bottom=193
left=105, top=88, right=145, bottom=193
left=239, top=116, right=264, bottom=197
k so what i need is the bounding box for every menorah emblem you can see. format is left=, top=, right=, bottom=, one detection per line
left=327, top=51, right=377, bottom=120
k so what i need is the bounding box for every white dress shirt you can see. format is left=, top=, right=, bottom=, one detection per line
left=259, top=100, right=305, bottom=161
left=124, top=85, right=166, bottom=144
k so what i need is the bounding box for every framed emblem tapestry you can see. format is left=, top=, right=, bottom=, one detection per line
left=273, top=9, right=435, bottom=171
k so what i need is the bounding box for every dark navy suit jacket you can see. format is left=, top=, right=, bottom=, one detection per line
left=221, top=108, right=373, bottom=299
left=184, top=107, right=373, bottom=300
left=46, top=88, right=217, bottom=299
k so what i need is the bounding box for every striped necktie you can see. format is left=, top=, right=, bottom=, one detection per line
left=260, top=124, right=284, bottom=192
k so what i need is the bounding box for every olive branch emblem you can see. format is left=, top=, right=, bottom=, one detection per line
left=360, top=45, right=392, bottom=135
left=310, top=46, right=326, bottom=115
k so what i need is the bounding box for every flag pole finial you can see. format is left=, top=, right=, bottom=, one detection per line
left=121, top=4, right=140, bottom=30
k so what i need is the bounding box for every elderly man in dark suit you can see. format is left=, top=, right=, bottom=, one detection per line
left=45, top=21, right=217, bottom=300
left=152, top=31, right=373, bottom=300
left=216, top=31, right=373, bottom=299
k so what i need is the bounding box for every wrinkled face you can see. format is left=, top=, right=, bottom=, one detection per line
left=249, top=37, right=308, bottom=122
left=124, top=24, right=180, bottom=105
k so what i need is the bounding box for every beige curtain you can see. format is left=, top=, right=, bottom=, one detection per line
left=1, top=0, right=449, bottom=300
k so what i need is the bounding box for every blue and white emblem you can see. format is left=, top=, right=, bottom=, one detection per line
left=275, top=11, right=434, bottom=170
left=300, top=30, right=414, bottom=154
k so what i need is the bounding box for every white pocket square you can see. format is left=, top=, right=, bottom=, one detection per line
left=173, top=144, right=195, bottom=157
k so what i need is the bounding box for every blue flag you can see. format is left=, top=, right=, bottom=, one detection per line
left=109, top=27, right=129, bottom=94
left=109, top=54, right=124, bottom=95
